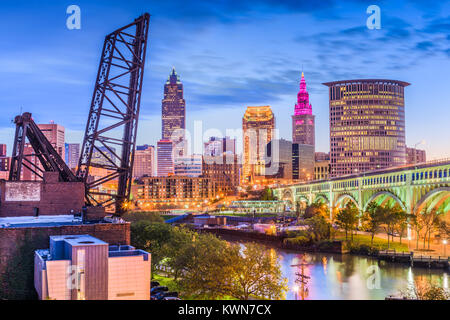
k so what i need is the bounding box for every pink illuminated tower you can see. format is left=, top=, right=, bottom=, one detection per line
left=292, top=72, right=315, bottom=145
left=292, top=72, right=315, bottom=181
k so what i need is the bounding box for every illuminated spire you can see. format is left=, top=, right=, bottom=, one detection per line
left=294, top=71, right=312, bottom=115
left=166, top=67, right=181, bottom=84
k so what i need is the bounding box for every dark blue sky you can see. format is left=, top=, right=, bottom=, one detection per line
left=0, top=0, right=449, bottom=158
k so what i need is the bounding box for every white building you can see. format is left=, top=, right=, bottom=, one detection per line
left=34, top=234, right=151, bottom=300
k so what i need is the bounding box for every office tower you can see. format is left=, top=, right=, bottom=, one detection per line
left=242, top=106, right=275, bottom=184
left=291, top=72, right=315, bottom=181
left=133, top=145, right=155, bottom=179
left=292, top=72, right=315, bottom=145
left=65, top=143, right=80, bottom=170
left=204, top=136, right=236, bottom=157
left=265, top=139, right=293, bottom=179
left=406, top=147, right=426, bottom=164
left=0, top=144, right=6, bottom=157
left=174, top=154, right=202, bottom=177
left=34, top=235, right=151, bottom=300
left=323, top=79, right=409, bottom=177
left=157, top=140, right=174, bottom=177
left=38, top=122, right=65, bottom=160
left=292, top=144, right=314, bottom=181
left=162, top=67, right=186, bottom=157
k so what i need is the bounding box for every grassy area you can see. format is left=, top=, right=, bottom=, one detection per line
left=335, top=233, right=410, bottom=252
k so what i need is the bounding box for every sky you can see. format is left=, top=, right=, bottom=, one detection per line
left=0, top=0, right=449, bottom=159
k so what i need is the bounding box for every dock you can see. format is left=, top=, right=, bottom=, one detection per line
left=378, top=249, right=449, bottom=269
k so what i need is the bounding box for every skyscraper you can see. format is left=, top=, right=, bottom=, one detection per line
left=242, top=106, right=275, bottom=183
left=265, top=139, right=293, bottom=179
left=133, top=145, right=155, bottom=178
left=292, top=72, right=315, bottom=146
left=157, top=140, right=174, bottom=177
left=291, top=72, right=315, bottom=181
left=162, top=67, right=186, bottom=157
left=65, top=143, right=80, bottom=170
left=323, top=79, right=409, bottom=177
left=38, top=122, right=65, bottom=160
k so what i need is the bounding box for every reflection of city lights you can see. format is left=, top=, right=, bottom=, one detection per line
left=443, top=273, right=448, bottom=290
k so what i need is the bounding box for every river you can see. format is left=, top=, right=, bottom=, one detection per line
left=242, top=244, right=449, bottom=300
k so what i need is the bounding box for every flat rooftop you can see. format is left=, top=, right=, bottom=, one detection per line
left=0, top=215, right=83, bottom=228
left=50, top=234, right=107, bottom=247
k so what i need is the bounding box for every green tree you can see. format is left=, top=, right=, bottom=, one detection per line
left=419, top=207, right=442, bottom=250
left=260, top=187, right=276, bottom=201
left=178, top=233, right=239, bottom=299
left=335, top=202, right=359, bottom=241
left=305, top=214, right=332, bottom=242
left=229, top=243, right=288, bottom=300
left=381, top=203, right=403, bottom=249
left=130, top=221, right=173, bottom=274
left=362, top=201, right=385, bottom=246
left=161, top=226, right=197, bottom=280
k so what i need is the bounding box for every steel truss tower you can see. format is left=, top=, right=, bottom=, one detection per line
left=76, top=14, right=150, bottom=214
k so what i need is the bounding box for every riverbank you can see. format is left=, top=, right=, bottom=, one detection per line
left=200, top=227, right=449, bottom=270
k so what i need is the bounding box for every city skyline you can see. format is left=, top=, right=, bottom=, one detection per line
left=0, top=1, right=449, bottom=161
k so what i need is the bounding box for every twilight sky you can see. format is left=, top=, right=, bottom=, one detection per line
left=0, top=0, right=449, bottom=159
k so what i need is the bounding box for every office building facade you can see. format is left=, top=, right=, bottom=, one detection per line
left=157, top=140, right=174, bottom=176
left=323, top=79, right=409, bottom=177
left=133, top=145, right=155, bottom=179
left=65, top=143, right=80, bottom=170
left=242, top=106, right=275, bottom=184
left=162, top=67, right=186, bottom=157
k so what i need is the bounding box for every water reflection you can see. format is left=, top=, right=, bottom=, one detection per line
left=276, top=248, right=448, bottom=300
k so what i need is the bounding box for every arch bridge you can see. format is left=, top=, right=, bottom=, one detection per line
left=274, top=159, right=450, bottom=220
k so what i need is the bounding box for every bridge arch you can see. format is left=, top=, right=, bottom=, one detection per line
left=334, top=193, right=358, bottom=210
left=363, top=191, right=407, bottom=213
left=314, top=194, right=329, bottom=205
left=413, top=187, right=450, bottom=215
left=281, top=189, right=294, bottom=207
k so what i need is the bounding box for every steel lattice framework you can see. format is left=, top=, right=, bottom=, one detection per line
left=9, top=112, right=78, bottom=182
left=76, top=14, right=150, bottom=214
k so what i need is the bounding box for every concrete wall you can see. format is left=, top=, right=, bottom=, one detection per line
left=0, top=179, right=84, bottom=217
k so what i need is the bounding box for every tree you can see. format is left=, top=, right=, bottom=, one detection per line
left=303, top=202, right=329, bottom=220
left=130, top=221, right=173, bottom=273
left=418, top=206, right=442, bottom=250
left=401, top=279, right=449, bottom=300
left=394, top=210, right=409, bottom=244
left=362, top=201, right=385, bottom=246
left=178, top=233, right=239, bottom=299
left=161, top=226, right=197, bottom=280
left=335, top=202, right=359, bottom=241
left=229, top=243, right=288, bottom=300
left=260, top=187, right=276, bottom=201
left=305, top=214, right=332, bottom=242
left=380, top=201, right=405, bottom=249
left=410, top=214, right=425, bottom=250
